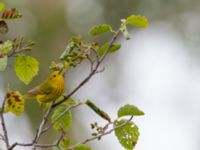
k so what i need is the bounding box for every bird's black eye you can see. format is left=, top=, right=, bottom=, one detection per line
left=53, top=75, right=56, bottom=77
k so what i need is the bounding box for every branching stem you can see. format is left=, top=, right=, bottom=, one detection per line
left=67, top=116, right=133, bottom=150
left=53, top=29, right=120, bottom=108
left=6, top=28, right=122, bottom=150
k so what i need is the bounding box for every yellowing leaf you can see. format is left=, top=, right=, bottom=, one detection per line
left=2, top=8, right=22, bottom=19
left=0, top=2, right=5, bottom=12
left=115, top=119, right=139, bottom=150
left=88, top=24, right=112, bottom=36
left=0, top=40, right=13, bottom=54
left=73, top=144, right=91, bottom=150
left=118, top=104, right=144, bottom=117
left=15, top=55, right=39, bottom=85
left=51, top=104, right=72, bottom=132
left=4, top=90, right=25, bottom=116
left=0, top=56, right=7, bottom=71
left=125, top=15, right=148, bottom=28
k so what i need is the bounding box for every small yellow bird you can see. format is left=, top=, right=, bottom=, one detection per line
left=26, top=70, right=65, bottom=103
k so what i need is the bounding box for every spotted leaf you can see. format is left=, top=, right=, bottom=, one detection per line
left=114, top=119, right=139, bottom=150
left=4, top=90, right=25, bottom=116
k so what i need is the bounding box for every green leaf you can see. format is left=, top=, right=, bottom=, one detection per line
left=98, top=43, right=121, bottom=56
left=15, top=55, right=39, bottom=85
left=73, top=144, right=91, bottom=150
left=0, top=56, right=7, bottom=71
left=118, top=104, right=144, bottom=117
left=0, top=2, right=5, bottom=12
left=89, top=24, right=112, bottom=36
left=110, top=43, right=121, bottom=53
left=51, top=104, right=72, bottom=132
left=60, top=137, right=70, bottom=149
left=4, top=90, right=25, bottom=116
left=0, top=20, right=8, bottom=34
left=0, top=40, right=13, bottom=54
left=98, top=43, right=109, bottom=57
left=115, top=119, right=139, bottom=150
left=86, top=100, right=111, bottom=122
left=64, top=97, right=76, bottom=105
left=125, top=15, right=148, bottom=28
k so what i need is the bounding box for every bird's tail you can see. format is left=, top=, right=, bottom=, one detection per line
left=23, top=93, right=36, bottom=100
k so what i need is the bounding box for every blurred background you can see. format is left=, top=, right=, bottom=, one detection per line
left=1, top=0, right=200, bottom=149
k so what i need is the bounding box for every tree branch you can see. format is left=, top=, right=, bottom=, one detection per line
left=0, top=97, right=10, bottom=149
left=8, top=29, right=121, bottom=150
left=32, top=102, right=54, bottom=150
left=53, top=30, right=121, bottom=108
left=34, top=133, right=65, bottom=148
left=67, top=115, right=133, bottom=150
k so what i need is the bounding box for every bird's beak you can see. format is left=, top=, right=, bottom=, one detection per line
left=59, top=68, right=66, bottom=76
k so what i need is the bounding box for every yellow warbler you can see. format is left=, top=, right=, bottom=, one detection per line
left=26, top=70, right=65, bottom=103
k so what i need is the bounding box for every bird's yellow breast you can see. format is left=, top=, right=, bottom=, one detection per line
left=36, top=71, right=65, bottom=103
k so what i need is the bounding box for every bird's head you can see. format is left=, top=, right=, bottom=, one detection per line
left=49, top=70, right=65, bottom=83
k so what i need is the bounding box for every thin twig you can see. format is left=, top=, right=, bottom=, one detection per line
left=34, top=133, right=65, bottom=148
left=95, top=67, right=105, bottom=74
left=67, top=115, right=133, bottom=150
left=0, top=97, right=10, bottom=149
left=86, top=56, right=94, bottom=71
left=9, top=134, right=65, bottom=149
left=9, top=142, right=34, bottom=149
left=91, top=47, right=100, bottom=60
left=32, top=103, right=54, bottom=150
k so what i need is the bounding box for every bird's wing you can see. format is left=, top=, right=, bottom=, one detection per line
left=27, top=80, right=53, bottom=95
left=37, top=80, right=54, bottom=94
